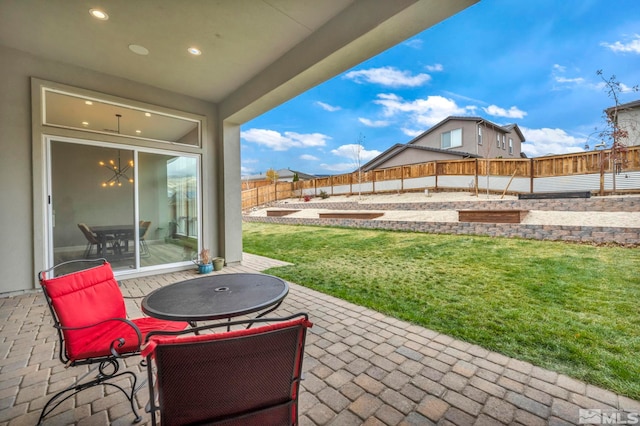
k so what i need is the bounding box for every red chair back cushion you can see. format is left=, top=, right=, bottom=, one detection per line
left=41, top=262, right=127, bottom=359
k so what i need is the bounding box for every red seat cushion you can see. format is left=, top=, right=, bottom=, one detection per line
left=41, top=262, right=187, bottom=361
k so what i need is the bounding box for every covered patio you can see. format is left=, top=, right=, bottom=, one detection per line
left=2, top=254, right=638, bottom=425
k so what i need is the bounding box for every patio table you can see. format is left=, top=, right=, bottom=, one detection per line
left=141, top=273, right=289, bottom=324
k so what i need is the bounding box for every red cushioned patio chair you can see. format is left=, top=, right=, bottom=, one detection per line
left=38, top=258, right=188, bottom=425
left=142, top=312, right=313, bottom=426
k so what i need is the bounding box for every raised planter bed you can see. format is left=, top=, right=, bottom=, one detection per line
left=458, top=210, right=528, bottom=223
left=266, top=209, right=300, bottom=217
left=518, top=191, right=591, bottom=199
left=319, top=212, right=384, bottom=219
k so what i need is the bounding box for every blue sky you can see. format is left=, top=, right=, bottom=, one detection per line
left=240, top=0, right=640, bottom=176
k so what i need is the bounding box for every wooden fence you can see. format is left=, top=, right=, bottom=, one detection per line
left=241, top=146, right=640, bottom=210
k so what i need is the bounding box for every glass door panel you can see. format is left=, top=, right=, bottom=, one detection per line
left=138, top=152, right=199, bottom=267
left=49, top=140, right=200, bottom=273
left=50, top=141, right=135, bottom=271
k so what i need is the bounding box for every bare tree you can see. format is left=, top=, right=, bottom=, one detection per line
left=596, top=70, right=638, bottom=192
left=351, top=134, right=365, bottom=199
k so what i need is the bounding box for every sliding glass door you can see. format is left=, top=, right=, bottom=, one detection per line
left=138, top=152, right=199, bottom=267
left=48, top=138, right=200, bottom=273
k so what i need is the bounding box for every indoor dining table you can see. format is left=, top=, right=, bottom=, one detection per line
left=90, top=224, right=135, bottom=255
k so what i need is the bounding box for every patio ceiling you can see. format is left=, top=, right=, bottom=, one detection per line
left=0, top=0, right=478, bottom=121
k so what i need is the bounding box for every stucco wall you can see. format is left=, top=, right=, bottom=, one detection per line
left=410, top=120, right=523, bottom=159
left=618, top=108, right=640, bottom=146
left=0, top=45, right=221, bottom=294
left=413, top=120, right=479, bottom=154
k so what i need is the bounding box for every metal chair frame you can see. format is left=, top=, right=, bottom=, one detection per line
left=144, top=312, right=312, bottom=426
left=37, top=258, right=187, bottom=424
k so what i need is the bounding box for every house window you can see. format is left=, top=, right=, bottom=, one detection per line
left=477, top=127, right=482, bottom=145
left=509, top=138, right=513, bottom=155
left=442, top=128, right=462, bottom=149
left=502, top=135, right=506, bottom=149
left=496, top=134, right=500, bottom=148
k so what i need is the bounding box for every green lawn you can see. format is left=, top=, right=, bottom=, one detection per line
left=243, top=222, right=640, bottom=400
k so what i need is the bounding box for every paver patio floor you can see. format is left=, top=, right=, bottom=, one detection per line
left=1, top=253, right=639, bottom=425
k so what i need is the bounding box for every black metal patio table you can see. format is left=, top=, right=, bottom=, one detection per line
left=141, top=273, right=289, bottom=325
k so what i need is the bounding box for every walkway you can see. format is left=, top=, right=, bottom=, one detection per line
left=1, top=254, right=638, bottom=425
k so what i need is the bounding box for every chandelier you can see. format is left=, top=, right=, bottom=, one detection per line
left=99, top=114, right=134, bottom=187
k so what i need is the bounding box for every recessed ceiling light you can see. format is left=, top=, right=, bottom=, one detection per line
left=82, top=121, right=89, bottom=126
left=129, top=44, right=149, bottom=55
left=89, top=9, right=108, bottom=20
left=135, top=130, right=142, bottom=134
left=85, top=101, right=93, bottom=105
left=145, top=112, right=151, bottom=117
left=187, top=47, right=202, bottom=56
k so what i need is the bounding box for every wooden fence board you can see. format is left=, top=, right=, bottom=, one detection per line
left=241, top=146, right=640, bottom=210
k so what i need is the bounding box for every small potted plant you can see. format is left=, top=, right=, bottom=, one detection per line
left=212, top=257, right=225, bottom=271
left=193, top=248, right=213, bottom=274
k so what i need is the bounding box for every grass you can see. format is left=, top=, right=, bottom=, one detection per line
left=243, top=222, right=640, bottom=400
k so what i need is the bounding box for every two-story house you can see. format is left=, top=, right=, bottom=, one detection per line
left=362, top=116, right=526, bottom=171
left=606, top=99, right=640, bottom=147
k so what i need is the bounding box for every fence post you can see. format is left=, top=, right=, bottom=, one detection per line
left=372, top=170, right=376, bottom=194
left=475, top=159, right=479, bottom=193
left=600, top=151, right=605, bottom=196
left=530, top=158, right=534, bottom=193
left=350, top=172, right=353, bottom=196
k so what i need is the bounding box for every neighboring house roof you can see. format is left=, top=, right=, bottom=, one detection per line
left=406, top=116, right=526, bottom=146
left=606, top=99, right=640, bottom=116
left=361, top=116, right=525, bottom=171
left=362, top=143, right=480, bottom=171
left=243, top=168, right=316, bottom=182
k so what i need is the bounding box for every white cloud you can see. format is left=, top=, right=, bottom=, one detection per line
left=331, top=144, right=381, bottom=161
left=319, top=162, right=356, bottom=172
left=620, top=83, right=637, bottom=93
left=600, top=34, right=640, bottom=54
left=555, top=76, right=586, bottom=85
left=553, top=64, right=567, bottom=72
left=316, top=101, right=341, bottom=112
left=551, top=64, right=586, bottom=89
left=520, top=127, right=586, bottom=157
left=300, top=154, right=319, bottom=161
left=483, top=105, right=527, bottom=119
left=426, top=63, right=443, bottom=72
left=401, top=128, right=425, bottom=137
left=344, top=66, right=431, bottom=87
left=358, top=117, right=390, bottom=127
left=373, top=93, right=473, bottom=127
left=241, top=128, right=330, bottom=151
left=404, top=39, right=423, bottom=49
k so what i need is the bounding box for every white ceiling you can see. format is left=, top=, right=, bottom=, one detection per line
left=0, top=0, right=478, bottom=116
left=0, top=0, right=357, bottom=103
